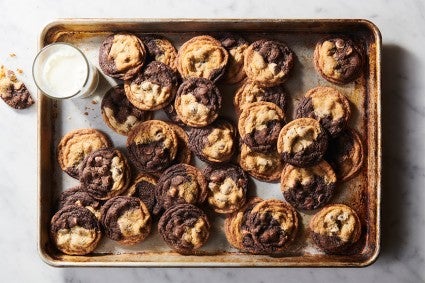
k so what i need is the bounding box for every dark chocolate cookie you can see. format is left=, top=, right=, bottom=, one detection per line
left=238, top=101, right=285, bottom=152
left=101, top=84, right=152, bottom=136
left=126, top=120, right=178, bottom=173
left=124, top=61, right=179, bottom=110
left=314, top=36, right=364, bottom=84
left=174, top=77, right=222, bottom=127
left=177, top=35, right=228, bottom=82
left=79, top=148, right=131, bottom=200
left=100, top=196, right=151, bottom=245
left=310, top=204, right=362, bottom=254
left=277, top=118, right=328, bottom=167
left=295, top=86, right=351, bottom=137
left=155, top=164, right=207, bottom=214
left=244, top=39, right=294, bottom=86
left=326, top=128, right=364, bottom=182
left=141, top=35, right=178, bottom=71
left=99, top=33, right=146, bottom=80
left=217, top=33, right=249, bottom=84
left=58, top=185, right=102, bottom=219
left=125, top=173, right=158, bottom=215
left=234, top=80, right=288, bottom=115
left=188, top=118, right=236, bottom=163
left=0, top=65, right=34, bottom=109
left=50, top=205, right=102, bottom=255
left=203, top=164, right=248, bottom=214
left=158, top=203, right=210, bottom=254
left=280, top=161, right=337, bottom=210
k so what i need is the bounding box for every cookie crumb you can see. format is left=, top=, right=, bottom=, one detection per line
left=91, top=99, right=98, bottom=105
left=9, top=53, right=16, bottom=57
left=84, top=112, right=89, bottom=116
left=16, top=69, right=23, bottom=74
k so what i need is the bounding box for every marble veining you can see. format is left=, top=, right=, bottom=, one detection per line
left=0, top=0, right=424, bottom=282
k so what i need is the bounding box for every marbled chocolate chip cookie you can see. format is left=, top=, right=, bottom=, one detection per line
left=203, top=164, right=248, bottom=214
left=57, top=128, right=112, bottom=179
left=142, top=34, right=178, bottom=71
left=239, top=144, right=283, bottom=182
left=314, top=36, right=364, bottom=84
left=125, top=172, right=158, bottom=215
left=124, top=61, right=179, bottom=110
left=238, top=101, right=285, bottom=152
left=177, top=35, right=228, bottom=82
left=126, top=120, right=178, bottom=173
left=101, top=84, right=152, bottom=136
left=99, top=33, right=146, bottom=80
left=50, top=205, right=102, bottom=255
left=280, top=161, right=337, bottom=210
left=244, top=39, right=294, bottom=87
left=218, top=33, right=249, bottom=84
left=326, top=128, right=364, bottom=182
left=154, top=164, right=207, bottom=213
left=233, top=80, right=288, bottom=115
left=296, top=86, right=351, bottom=137
left=0, top=65, right=34, bottom=109
left=188, top=118, right=236, bottom=163
left=101, top=196, right=151, bottom=245
left=174, top=77, right=222, bottom=127
left=310, top=204, right=362, bottom=254
left=158, top=203, right=210, bottom=254
left=79, top=148, right=131, bottom=200
left=277, top=118, right=328, bottom=167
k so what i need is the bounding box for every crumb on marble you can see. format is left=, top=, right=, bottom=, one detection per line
left=84, top=112, right=89, bottom=116
left=9, top=53, right=16, bottom=57
left=91, top=99, right=98, bottom=105
left=16, top=69, right=23, bottom=74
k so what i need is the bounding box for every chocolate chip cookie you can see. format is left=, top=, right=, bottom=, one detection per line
left=101, top=84, right=152, bottom=136
left=177, top=35, right=229, bottom=82
left=99, top=33, right=146, bottom=80
left=142, top=34, right=178, bottom=71
left=310, top=204, right=362, bottom=254
left=280, top=161, right=337, bottom=210
left=125, top=172, right=158, bottom=215
left=234, top=80, right=288, bottom=115
left=50, top=205, right=102, bottom=255
left=218, top=33, right=249, bottom=84
left=155, top=164, right=207, bottom=213
left=58, top=185, right=102, bottom=219
left=203, top=164, right=248, bottom=214
left=57, top=128, right=112, bottom=179
left=296, top=86, right=351, bottom=137
left=326, top=128, right=364, bottom=182
left=126, top=120, right=179, bottom=173
left=238, top=101, right=285, bottom=152
left=101, top=196, right=152, bottom=245
left=314, top=37, right=364, bottom=84
left=188, top=118, right=236, bottom=163
left=239, top=143, right=283, bottom=182
left=277, top=118, right=328, bottom=167
left=244, top=39, right=294, bottom=87
left=158, top=203, right=210, bottom=254
left=0, top=65, right=34, bottom=109
left=174, top=77, right=222, bottom=127
left=124, top=61, right=179, bottom=110
left=79, top=148, right=131, bottom=200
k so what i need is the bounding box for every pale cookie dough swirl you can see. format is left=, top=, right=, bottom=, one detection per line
left=158, top=203, right=210, bottom=254
left=50, top=205, right=102, bottom=255
left=177, top=35, right=229, bottom=82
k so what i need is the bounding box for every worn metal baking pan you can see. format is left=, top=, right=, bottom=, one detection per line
left=37, top=19, right=381, bottom=267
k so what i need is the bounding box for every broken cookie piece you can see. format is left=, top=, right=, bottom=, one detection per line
left=0, top=65, right=34, bottom=109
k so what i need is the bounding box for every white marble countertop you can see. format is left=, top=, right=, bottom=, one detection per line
left=1, top=0, right=424, bottom=282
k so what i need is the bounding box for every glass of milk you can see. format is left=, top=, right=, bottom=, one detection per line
left=32, top=43, right=99, bottom=99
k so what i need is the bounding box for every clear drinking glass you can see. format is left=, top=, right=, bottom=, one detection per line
left=32, top=43, right=99, bottom=99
